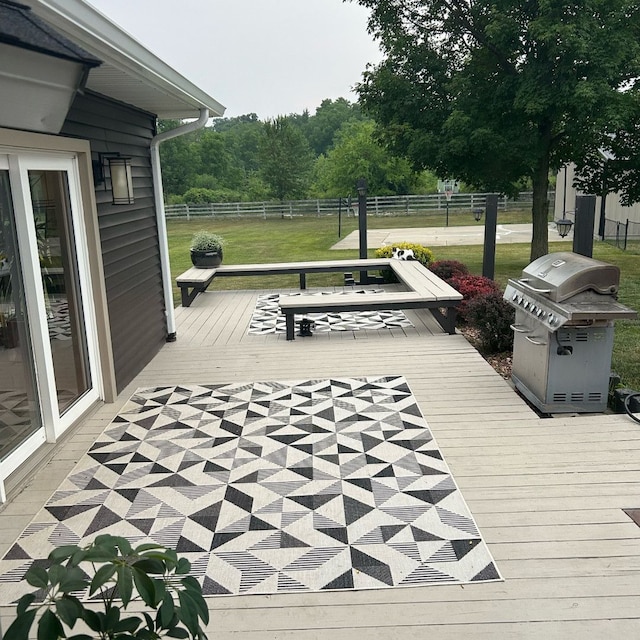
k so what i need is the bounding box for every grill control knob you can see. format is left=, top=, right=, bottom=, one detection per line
left=512, top=293, right=518, bottom=301
left=523, top=301, right=530, bottom=310
left=547, top=313, right=554, bottom=323
left=537, top=309, right=544, bottom=317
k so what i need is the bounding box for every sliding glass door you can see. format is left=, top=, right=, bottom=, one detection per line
left=0, top=153, right=101, bottom=483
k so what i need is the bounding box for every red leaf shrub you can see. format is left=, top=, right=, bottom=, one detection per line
left=449, top=274, right=501, bottom=322
left=429, top=260, right=469, bottom=282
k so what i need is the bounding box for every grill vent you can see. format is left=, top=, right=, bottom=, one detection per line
left=576, top=331, right=589, bottom=342
left=552, top=392, right=603, bottom=403
left=571, top=393, right=584, bottom=402
left=588, top=393, right=603, bottom=401
left=553, top=393, right=567, bottom=402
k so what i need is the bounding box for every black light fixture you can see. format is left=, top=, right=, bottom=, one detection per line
left=356, top=178, right=367, bottom=197
left=93, top=153, right=135, bottom=205
left=555, top=217, right=574, bottom=238
left=473, top=208, right=483, bottom=222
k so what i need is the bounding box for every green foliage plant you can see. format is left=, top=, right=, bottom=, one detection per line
left=4, top=535, right=209, bottom=640
left=374, top=242, right=434, bottom=267
left=465, top=292, right=515, bottom=354
left=374, top=242, right=434, bottom=282
left=190, top=231, right=224, bottom=253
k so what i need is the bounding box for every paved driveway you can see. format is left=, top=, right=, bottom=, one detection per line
left=331, top=223, right=572, bottom=249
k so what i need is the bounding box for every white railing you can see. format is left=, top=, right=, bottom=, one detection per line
left=165, top=191, right=550, bottom=220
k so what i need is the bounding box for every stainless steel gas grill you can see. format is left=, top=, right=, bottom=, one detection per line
left=504, top=252, right=637, bottom=413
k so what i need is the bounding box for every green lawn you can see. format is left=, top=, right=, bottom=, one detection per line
left=167, top=215, right=640, bottom=390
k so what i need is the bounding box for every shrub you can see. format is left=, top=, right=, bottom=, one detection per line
left=429, top=260, right=469, bottom=282
left=374, top=242, right=434, bottom=282
left=465, top=292, right=515, bottom=354
left=449, top=274, right=501, bottom=322
left=374, top=242, right=434, bottom=267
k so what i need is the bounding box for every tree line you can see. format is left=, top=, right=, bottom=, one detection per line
left=158, top=98, right=438, bottom=205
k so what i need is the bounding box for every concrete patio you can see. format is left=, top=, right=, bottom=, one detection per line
left=1, top=286, right=639, bottom=638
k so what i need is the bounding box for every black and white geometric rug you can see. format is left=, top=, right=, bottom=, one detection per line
left=0, top=377, right=500, bottom=600
left=248, top=292, right=413, bottom=335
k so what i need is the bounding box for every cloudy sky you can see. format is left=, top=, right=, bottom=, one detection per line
left=86, top=0, right=383, bottom=120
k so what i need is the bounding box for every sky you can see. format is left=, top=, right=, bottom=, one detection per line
left=86, top=0, right=383, bottom=120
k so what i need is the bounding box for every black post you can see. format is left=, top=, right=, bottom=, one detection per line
left=357, top=178, right=368, bottom=284
left=573, top=195, right=596, bottom=257
left=482, top=194, right=498, bottom=280
left=338, top=198, right=342, bottom=238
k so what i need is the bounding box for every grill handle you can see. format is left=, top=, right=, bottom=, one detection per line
left=525, top=335, right=547, bottom=346
left=509, top=323, right=529, bottom=333
left=516, top=279, right=552, bottom=295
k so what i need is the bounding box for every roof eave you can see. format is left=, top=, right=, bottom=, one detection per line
left=26, top=0, right=225, bottom=119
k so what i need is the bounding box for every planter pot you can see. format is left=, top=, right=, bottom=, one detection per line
left=190, top=249, right=223, bottom=268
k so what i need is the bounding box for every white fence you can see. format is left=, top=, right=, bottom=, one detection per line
left=165, top=192, right=552, bottom=220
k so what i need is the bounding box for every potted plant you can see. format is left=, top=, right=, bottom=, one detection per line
left=3, top=534, right=209, bottom=640
left=190, top=231, right=224, bottom=269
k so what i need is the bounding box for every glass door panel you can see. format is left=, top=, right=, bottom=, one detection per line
left=28, top=170, right=91, bottom=415
left=0, top=170, right=42, bottom=460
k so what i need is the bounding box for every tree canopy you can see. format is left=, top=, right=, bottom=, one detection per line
left=158, top=97, right=434, bottom=203
left=351, top=0, right=640, bottom=259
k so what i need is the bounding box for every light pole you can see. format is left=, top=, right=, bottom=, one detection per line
left=357, top=178, right=368, bottom=284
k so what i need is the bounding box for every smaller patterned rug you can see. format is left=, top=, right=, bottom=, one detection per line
left=0, top=377, right=500, bottom=601
left=248, top=291, right=414, bottom=335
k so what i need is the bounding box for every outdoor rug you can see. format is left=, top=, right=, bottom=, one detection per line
left=248, top=291, right=413, bottom=335
left=0, top=376, right=500, bottom=600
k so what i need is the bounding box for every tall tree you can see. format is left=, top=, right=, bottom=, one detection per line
left=259, top=116, right=314, bottom=200
left=312, top=119, right=426, bottom=197
left=351, top=0, right=640, bottom=260
left=305, top=98, right=364, bottom=155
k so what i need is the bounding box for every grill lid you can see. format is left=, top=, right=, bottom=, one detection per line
left=520, top=252, right=620, bottom=302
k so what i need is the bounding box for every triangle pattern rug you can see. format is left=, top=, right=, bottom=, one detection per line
left=0, top=376, right=500, bottom=600
left=248, top=291, right=413, bottom=335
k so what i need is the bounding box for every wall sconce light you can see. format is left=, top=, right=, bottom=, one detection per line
left=93, top=153, right=134, bottom=205
left=473, top=208, right=483, bottom=222
left=555, top=217, right=574, bottom=238
left=356, top=177, right=367, bottom=196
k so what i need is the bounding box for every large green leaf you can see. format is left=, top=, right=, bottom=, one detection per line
left=48, top=545, right=80, bottom=562
left=59, top=566, right=89, bottom=593
left=55, top=595, right=84, bottom=627
left=3, top=607, right=36, bottom=640
left=116, top=565, right=133, bottom=606
left=90, top=564, right=117, bottom=595
left=132, top=566, right=157, bottom=607
left=15, top=593, right=36, bottom=616
left=24, top=565, right=48, bottom=589
left=37, top=609, right=64, bottom=640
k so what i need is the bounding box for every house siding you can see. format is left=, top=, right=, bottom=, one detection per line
left=61, top=91, right=167, bottom=393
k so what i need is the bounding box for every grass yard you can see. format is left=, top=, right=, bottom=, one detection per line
left=167, top=215, right=640, bottom=390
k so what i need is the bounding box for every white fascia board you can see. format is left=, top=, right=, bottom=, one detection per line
left=26, top=0, right=226, bottom=119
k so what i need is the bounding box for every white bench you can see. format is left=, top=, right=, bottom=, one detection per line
left=279, top=260, right=462, bottom=340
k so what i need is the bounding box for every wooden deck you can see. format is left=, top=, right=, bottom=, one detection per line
left=2, top=287, right=640, bottom=638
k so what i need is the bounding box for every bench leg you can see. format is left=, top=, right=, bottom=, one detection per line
left=180, top=286, right=201, bottom=308
left=429, top=307, right=458, bottom=335
left=285, top=313, right=296, bottom=340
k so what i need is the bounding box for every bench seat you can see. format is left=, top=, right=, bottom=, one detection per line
left=279, top=260, right=462, bottom=340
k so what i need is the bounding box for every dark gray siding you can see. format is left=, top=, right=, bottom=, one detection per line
left=61, top=91, right=166, bottom=393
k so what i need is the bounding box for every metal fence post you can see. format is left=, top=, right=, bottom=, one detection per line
left=625, top=219, right=629, bottom=250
